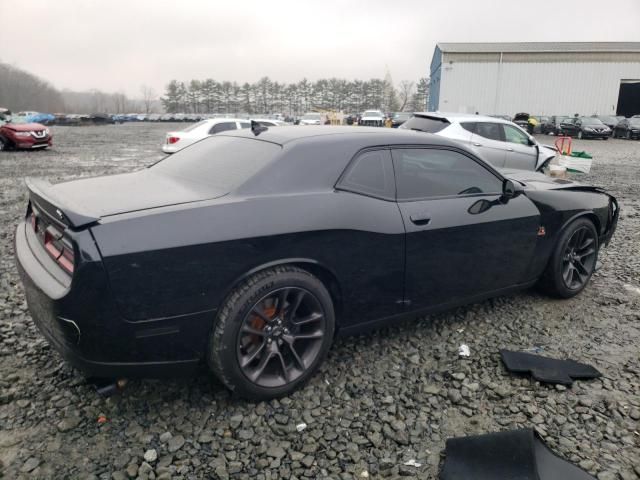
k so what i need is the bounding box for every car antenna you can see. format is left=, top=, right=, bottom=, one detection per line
left=251, top=120, right=268, bottom=136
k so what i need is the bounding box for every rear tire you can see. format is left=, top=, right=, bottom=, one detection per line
left=208, top=266, right=335, bottom=400
left=538, top=218, right=599, bottom=298
left=0, top=137, right=9, bottom=151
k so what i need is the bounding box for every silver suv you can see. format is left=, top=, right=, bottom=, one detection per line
left=400, top=112, right=556, bottom=171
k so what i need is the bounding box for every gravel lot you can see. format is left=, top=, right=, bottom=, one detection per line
left=1, top=123, right=639, bottom=479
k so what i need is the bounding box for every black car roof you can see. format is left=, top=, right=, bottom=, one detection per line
left=219, top=125, right=462, bottom=148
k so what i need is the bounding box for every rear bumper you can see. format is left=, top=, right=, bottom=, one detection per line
left=161, top=144, right=179, bottom=153
left=14, top=221, right=205, bottom=378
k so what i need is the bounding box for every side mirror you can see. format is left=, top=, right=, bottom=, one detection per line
left=502, top=179, right=523, bottom=201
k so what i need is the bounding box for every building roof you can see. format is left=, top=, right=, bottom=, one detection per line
left=437, top=42, right=640, bottom=54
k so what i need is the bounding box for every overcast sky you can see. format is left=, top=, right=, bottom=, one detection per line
left=1, top=0, right=639, bottom=97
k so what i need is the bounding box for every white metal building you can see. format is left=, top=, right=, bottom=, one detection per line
left=428, top=42, right=640, bottom=117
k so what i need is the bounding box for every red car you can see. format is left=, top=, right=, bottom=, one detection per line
left=0, top=111, right=52, bottom=151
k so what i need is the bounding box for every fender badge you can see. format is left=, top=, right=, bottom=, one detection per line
left=537, top=226, right=546, bottom=236
left=56, top=208, right=64, bottom=220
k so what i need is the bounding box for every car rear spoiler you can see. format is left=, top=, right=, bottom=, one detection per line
left=26, top=177, right=100, bottom=229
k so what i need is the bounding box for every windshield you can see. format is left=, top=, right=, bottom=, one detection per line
left=302, top=114, right=321, bottom=120
left=597, top=116, right=617, bottom=124
left=363, top=111, right=382, bottom=117
left=152, top=136, right=281, bottom=191
left=580, top=118, right=604, bottom=126
left=7, top=116, right=29, bottom=124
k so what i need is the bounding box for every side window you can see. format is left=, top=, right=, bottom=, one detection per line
left=475, top=122, right=503, bottom=141
left=209, top=122, right=238, bottom=134
left=460, top=122, right=476, bottom=134
left=239, top=122, right=251, bottom=129
left=503, top=125, right=530, bottom=145
left=338, top=149, right=395, bottom=199
left=392, top=148, right=502, bottom=200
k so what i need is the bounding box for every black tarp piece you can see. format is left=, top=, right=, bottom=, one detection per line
left=500, top=349, right=601, bottom=386
left=440, top=429, right=596, bottom=480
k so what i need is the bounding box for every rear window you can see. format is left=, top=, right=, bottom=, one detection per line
left=399, top=116, right=449, bottom=133
left=153, top=136, right=281, bottom=191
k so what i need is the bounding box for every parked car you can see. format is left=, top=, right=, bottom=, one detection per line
left=533, top=116, right=548, bottom=134
left=359, top=110, right=385, bottom=127
left=15, top=126, right=618, bottom=399
left=0, top=115, right=52, bottom=150
left=400, top=112, right=556, bottom=171
left=162, top=118, right=250, bottom=153
left=612, top=117, right=640, bottom=139
left=560, top=117, right=611, bottom=139
left=513, top=112, right=533, bottom=133
left=250, top=118, right=286, bottom=127
left=391, top=112, right=412, bottom=128
left=591, top=115, right=618, bottom=134
left=299, top=113, right=323, bottom=126
left=541, top=116, right=569, bottom=135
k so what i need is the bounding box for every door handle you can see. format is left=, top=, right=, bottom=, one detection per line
left=410, top=213, right=431, bottom=225
left=506, top=147, right=514, bottom=151
left=473, top=143, right=482, bottom=147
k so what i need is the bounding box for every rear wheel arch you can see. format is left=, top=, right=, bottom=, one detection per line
left=223, top=258, right=343, bottom=329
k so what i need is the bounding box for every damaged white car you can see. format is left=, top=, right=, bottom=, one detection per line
left=401, top=112, right=557, bottom=171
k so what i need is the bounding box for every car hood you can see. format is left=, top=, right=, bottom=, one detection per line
left=45, top=169, right=226, bottom=220
left=501, top=169, right=584, bottom=191
left=4, top=122, right=47, bottom=131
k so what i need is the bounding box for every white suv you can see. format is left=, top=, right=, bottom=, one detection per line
left=400, top=112, right=556, bottom=171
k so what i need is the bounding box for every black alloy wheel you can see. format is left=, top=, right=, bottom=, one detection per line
left=538, top=218, right=599, bottom=298
left=208, top=266, right=335, bottom=399
left=561, top=226, right=597, bottom=291
left=237, top=287, right=326, bottom=388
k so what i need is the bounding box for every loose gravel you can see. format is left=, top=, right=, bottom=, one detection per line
left=1, top=124, right=639, bottom=479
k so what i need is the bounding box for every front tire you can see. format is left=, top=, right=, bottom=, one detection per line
left=538, top=218, right=599, bottom=298
left=208, top=266, right=335, bottom=399
left=0, top=137, right=9, bottom=151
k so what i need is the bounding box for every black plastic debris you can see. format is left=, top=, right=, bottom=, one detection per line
left=500, top=349, right=601, bottom=386
left=440, top=428, right=595, bottom=480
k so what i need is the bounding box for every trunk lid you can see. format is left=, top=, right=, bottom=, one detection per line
left=27, top=170, right=225, bottom=228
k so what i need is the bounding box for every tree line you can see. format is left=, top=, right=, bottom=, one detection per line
left=0, top=62, right=151, bottom=114
left=161, top=76, right=429, bottom=115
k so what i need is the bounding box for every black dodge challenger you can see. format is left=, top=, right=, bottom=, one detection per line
left=15, top=126, right=618, bottom=399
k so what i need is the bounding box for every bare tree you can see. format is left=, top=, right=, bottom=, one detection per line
left=398, top=81, right=415, bottom=111
left=140, top=85, right=157, bottom=114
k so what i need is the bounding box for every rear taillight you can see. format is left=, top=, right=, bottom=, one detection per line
left=43, top=228, right=74, bottom=275
left=168, top=136, right=180, bottom=144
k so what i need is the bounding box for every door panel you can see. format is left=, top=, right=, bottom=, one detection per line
left=502, top=124, right=538, bottom=170
left=399, top=195, right=540, bottom=309
left=470, top=122, right=506, bottom=168
left=391, top=146, right=540, bottom=311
